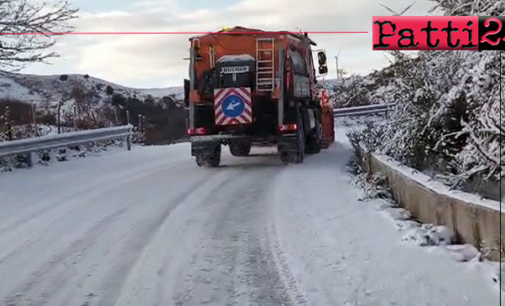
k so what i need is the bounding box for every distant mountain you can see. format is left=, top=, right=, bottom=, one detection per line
left=0, top=71, right=184, bottom=107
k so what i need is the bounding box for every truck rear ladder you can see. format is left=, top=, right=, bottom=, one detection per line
left=255, top=38, right=275, bottom=92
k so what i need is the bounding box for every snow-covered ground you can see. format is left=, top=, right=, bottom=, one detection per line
left=0, top=127, right=500, bottom=305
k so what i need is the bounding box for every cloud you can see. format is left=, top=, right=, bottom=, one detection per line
left=19, top=0, right=435, bottom=88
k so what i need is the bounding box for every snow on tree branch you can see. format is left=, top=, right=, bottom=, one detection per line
left=351, top=0, right=504, bottom=186
left=0, top=0, right=79, bottom=70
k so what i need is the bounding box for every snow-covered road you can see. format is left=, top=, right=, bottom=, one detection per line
left=0, top=130, right=499, bottom=306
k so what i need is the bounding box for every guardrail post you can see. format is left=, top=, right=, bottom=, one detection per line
left=26, top=152, right=33, bottom=168
left=5, top=106, right=12, bottom=141
left=57, top=102, right=62, bottom=134
left=138, top=114, right=142, bottom=143
left=142, top=115, right=146, bottom=143
left=126, top=123, right=132, bottom=151
left=125, top=111, right=131, bottom=150
left=126, top=135, right=131, bottom=151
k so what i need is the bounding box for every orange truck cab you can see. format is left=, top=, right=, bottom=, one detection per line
left=184, top=26, right=334, bottom=167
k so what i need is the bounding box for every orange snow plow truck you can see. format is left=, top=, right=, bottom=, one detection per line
left=184, top=26, right=335, bottom=167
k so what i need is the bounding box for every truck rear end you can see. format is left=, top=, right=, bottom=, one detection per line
left=184, top=26, right=331, bottom=167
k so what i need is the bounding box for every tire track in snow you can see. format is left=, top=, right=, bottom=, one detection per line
left=3, top=204, right=132, bottom=306
left=264, top=177, right=311, bottom=306
left=0, top=159, right=190, bottom=237
left=167, top=170, right=258, bottom=306
left=268, top=224, right=310, bottom=306
left=165, top=163, right=301, bottom=306
left=0, top=159, right=191, bottom=266
left=93, top=171, right=237, bottom=306
left=101, top=168, right=251, bottom=306
left=1, top=160, right=212, bottom=306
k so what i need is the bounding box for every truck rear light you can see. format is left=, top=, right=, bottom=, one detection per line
left=279, top=124, right=297, bottom=132
left=187, top=127, right=207, bottom=135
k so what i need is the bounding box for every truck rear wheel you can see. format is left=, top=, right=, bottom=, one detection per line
left=196, top=145, right=221, bottom=167
left=294, top=112, right=305, bottom=163
left=229, top=140, right=251, bottom=157
left=305, top=119, right=322, bottom=154
left=280, top=152, right=291, bottom=165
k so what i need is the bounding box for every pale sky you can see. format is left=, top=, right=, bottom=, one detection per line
left=19, top=0, right=435, bottom=88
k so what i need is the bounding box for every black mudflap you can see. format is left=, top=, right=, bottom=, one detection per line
left=191, top=141, right=220, bottom=157
left=277, top=134, right=298, bottom=152
left=192, top=141, right=221, bottom=167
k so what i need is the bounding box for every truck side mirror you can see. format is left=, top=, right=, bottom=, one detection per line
left=184, top=79, right=190, bottom=107
left=317, top=51, right=327, bottom=66
left=318, top=65, right=328, bottom=75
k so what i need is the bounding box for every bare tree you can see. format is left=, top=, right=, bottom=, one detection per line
left=0, top=0, right=79, bottom=70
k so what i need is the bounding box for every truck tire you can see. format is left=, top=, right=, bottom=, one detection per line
left=294, top=111, right=305, bottom=163
left=229, top=140, right=251, bottom=157
left=196, top=145, right=221, bottom=167
left=280, top=152, right=291, bottom=165
left=305, top=118, right=322, bottom=154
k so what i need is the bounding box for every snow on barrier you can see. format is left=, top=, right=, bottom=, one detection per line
left=333, top=103, right=396, bottom=117
left=358, top=147, right=503, bottom=261
left=0, top=124, right=134, bottom=167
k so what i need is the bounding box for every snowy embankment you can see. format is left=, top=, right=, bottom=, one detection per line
left=372, top=153, right=502, bottom=212
left=345, top=117, right=502, bottom=260
left=337, top=125, right=504, bottom=297
left=0, top=128, right=501, bottom=305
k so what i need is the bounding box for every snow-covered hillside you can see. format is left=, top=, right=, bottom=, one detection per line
left=0, top=71, right=184, bottom=106
left=0, top=71, right=188, bottom=143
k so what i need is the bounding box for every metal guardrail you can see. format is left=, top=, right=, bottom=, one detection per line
left=333, top=103, right=396, bottom=117
left=0, top=124, right=134, bottom=167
